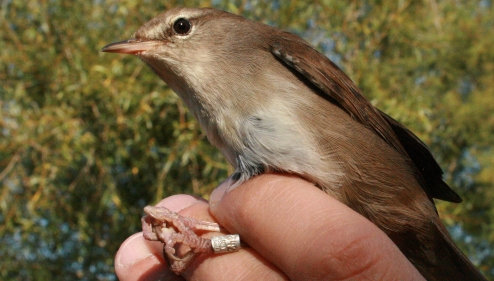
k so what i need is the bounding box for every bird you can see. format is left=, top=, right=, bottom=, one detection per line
left=102, top=7, right=486, bottom=280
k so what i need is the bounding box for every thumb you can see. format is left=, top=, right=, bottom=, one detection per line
left=209, top=174, right=424, bottom=281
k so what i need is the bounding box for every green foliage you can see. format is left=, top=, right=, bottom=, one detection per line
left=1, top=0, right=493, bottom=279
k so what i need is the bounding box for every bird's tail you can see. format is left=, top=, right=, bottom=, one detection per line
left=392, top=221, right=487, bottom=281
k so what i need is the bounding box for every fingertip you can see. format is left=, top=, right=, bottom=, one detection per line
left=209, top=176, right=236, bottom=207
left=156, top=194, right=205, bottom=212
left=115, top=233, right=182, bottom=281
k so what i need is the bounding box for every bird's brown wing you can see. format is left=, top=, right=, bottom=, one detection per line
left=270, top=32, right=461, bottom=203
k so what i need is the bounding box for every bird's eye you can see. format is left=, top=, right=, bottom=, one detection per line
left=173, top=18, right=191, bottom=35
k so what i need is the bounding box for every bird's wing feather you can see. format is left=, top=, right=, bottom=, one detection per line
left=269, top=33, right=461, bottom=203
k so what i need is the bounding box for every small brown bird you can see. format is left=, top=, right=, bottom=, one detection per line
left=102, top=7, right=486, bottom=280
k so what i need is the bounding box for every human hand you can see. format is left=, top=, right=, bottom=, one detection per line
left=115, top=174, right=425, bottom=280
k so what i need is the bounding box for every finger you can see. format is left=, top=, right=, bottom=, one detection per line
left=114, top=232, right=183, bottom=281
left=209, top=174, right=425, bottom=281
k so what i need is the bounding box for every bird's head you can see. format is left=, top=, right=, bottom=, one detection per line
left=102, top=8, right=282, bottom=126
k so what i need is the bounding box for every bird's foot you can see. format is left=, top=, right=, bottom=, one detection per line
left=142, top=205, right=223, bottom=274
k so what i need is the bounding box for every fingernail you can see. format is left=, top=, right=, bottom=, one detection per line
left=156, top=194, right=202, bottom=212
left=115, top=233, right=163, bottom=268
left=115, top=233, right=174, bottom=281
left=210, top=177, right=235, bottom=207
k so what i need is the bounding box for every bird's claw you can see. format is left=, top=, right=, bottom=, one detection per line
left=141, top=205, right=220, bottom=274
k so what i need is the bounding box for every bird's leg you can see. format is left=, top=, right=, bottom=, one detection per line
left=141, top=205, right=221, bottom=274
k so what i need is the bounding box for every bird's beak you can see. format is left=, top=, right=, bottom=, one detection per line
left=101, top=40, right=160, bottom=55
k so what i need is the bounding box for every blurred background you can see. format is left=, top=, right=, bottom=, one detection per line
left=1, top=0, right=493, bottom=280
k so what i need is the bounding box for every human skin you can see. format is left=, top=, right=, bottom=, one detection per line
left=114, top=174, right=425, bottom=281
